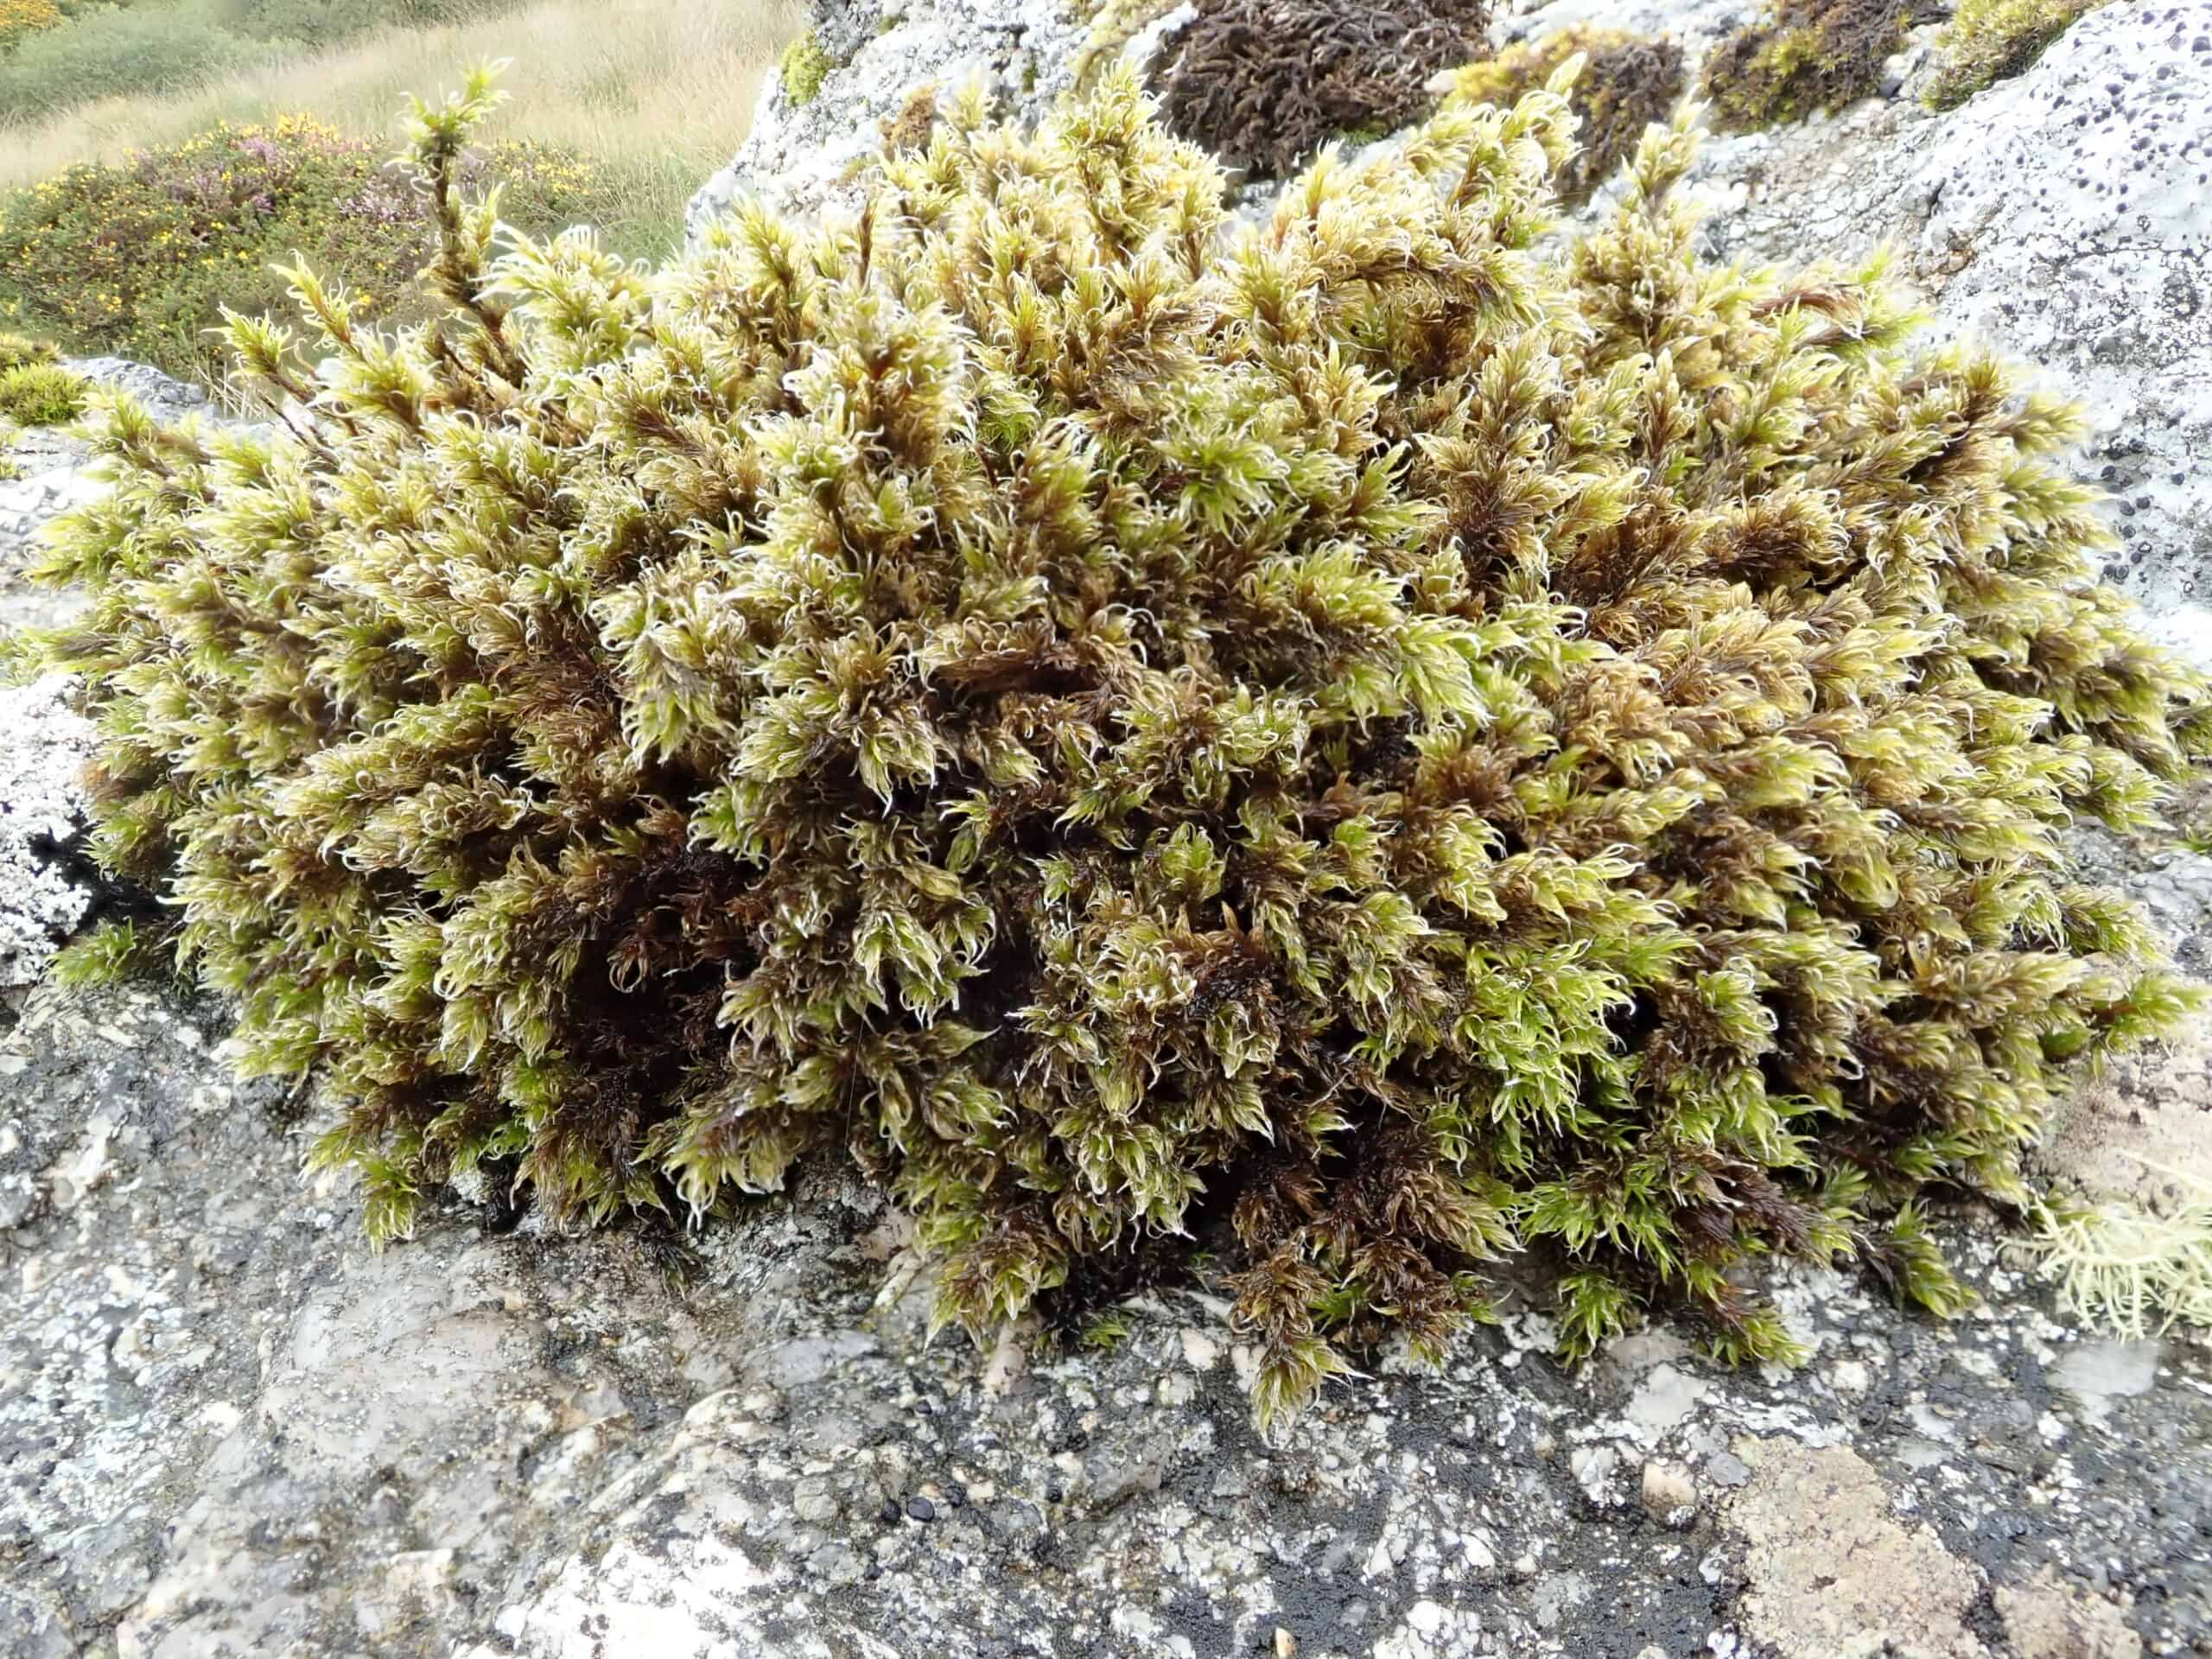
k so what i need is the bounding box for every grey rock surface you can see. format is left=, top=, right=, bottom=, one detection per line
left=0, top=675, right=97, bottom=989
left=2, top=962, right=2208, bottom=1659
left=686, top=0, right=1090, bottom=233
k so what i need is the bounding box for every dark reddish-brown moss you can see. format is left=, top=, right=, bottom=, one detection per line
left=1702, top=0, right=1933, bottom=130
left=1154, top=0, right=1492, bottom=178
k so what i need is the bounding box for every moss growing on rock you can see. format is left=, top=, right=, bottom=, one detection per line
left=0, top=330, right=60, bottom=372
left=1927, top=0, right=2108, bottom=110
left=779, top=29, right=835, bottom=107
left=1155, top=0, right=1491, bottom=178
left=1071, top=0, right=1179, bottom=90
left=35, top=65, right=2212, bottom=1421
left=1702, top=0, right=1929, bottom=130
left=1449, top=27, right=1686, bottom=205
left=0, top=359, right=86, bottom=425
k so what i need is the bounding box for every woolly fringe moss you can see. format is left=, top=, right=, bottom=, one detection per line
left=35, top=64, right=2212, bottom=1422
left=1450, top=28, right=1686, bottom=206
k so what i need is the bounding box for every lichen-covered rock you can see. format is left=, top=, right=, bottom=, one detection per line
left=0, top=676, right=95, bottom=990
left=686, top=0, right=1090, bottom=231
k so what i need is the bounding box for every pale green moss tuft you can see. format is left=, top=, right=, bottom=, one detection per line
left=0, top=359, right=86, bottom=425
left=2031, top=1160, right=2212, bottom=1338
left=779, top=30, right=835, bottom=107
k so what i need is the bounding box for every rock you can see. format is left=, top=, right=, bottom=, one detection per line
left=1639, top=1459, right=1696, bottom=1524
left=1727, top=1439, right=1988, bottom=1658
left=1694, top=3, right=2212, bottom=625
left=2051, top=1338, right=2164, bottom=1402
left=0, top=676, right=97, bottom=992
left=687, top=0, right=1090, bottom=232
left=1999, top=1564, right=2145, bottom=1659
left=6, top=964, right=2208, bottom=1658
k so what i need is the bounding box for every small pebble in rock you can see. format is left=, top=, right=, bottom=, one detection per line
left=1274, top=1627, right=1297, bottom=1657
left=1705, top=1451, right=1752, bottom=1489
left=906, top=1496, right=936, bottom=1522
left=1641, top=1459, right=1697, bottom=1525
left=878, top=1499, right=899, bottom=1523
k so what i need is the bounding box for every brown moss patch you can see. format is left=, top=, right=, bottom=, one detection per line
left=1154, top=0, right=1493, bottom=179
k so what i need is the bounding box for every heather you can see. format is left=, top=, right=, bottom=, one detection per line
left=33, top=63, right=2210, bottom=1421
left=0, top=113, right=622, bottom=385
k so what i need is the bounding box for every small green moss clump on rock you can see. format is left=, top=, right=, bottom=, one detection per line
left=1928, top=0, right=2108, bottom=109
left=0, top=329, right=61, bottom=372
left=1450, top=27, right=1686, bottom=205
left=35, top=65, right=2212, bottom=1423
left=0, top=359, right=86, bottom=425
left=779, top=30, right=834, bottom=107
left=1156, top=0, right=1492, bottom=178
left=1703, top=0, right=1929, bottom=130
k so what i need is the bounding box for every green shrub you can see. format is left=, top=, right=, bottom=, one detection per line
left=1450, top=27, right=1685, bottom=205
left=1927, top=0, right=2107, bottom=109
left=0, top=4, right=234, bottom=121
left=1155, top=0, right=1492, bottom=178
left=0, top=0, right=62, bottom=53
left=0, top=114, right=627, bottom=385
left=213, top=0, right=517, bottom=44
left=36, top=66, right=2211, bottom=1421
left=0, top=0, right=527, bottom=121
left=1702, top=0, right=1930, bottom=130
left=779, top=29, right=832, bottom=106
left=0, top=359, right=85, bottom=423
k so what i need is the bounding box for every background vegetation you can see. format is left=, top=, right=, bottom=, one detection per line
left=0, top=0, right=801, bottom=236
left=0, top=114, right=629, bottom=381
left=0, top=0, right=801, bottom=387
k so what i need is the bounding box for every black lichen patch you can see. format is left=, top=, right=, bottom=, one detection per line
left=1449, top=26, right=1687, bottom=205
left=1154, top=0, right=1493, bottom=178
left=1701, top=0, right=1933, bottom=130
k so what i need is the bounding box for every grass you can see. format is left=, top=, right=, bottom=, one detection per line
left=0, top=0, right=805, bottom=255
